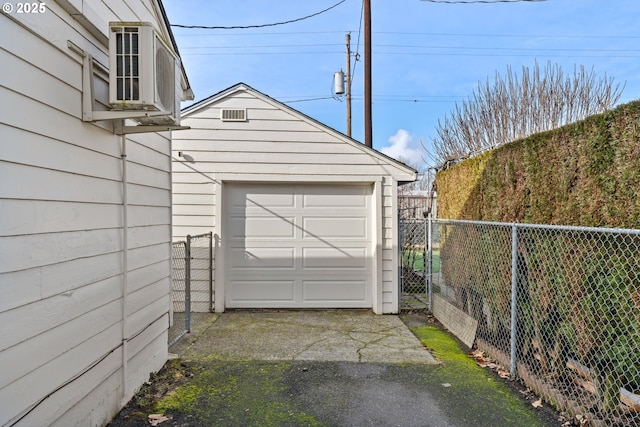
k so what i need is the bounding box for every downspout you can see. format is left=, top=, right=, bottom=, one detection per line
left=120, top=132, right=129, bottom=405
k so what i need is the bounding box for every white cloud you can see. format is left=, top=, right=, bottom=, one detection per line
left=380, top=129, right=421, bottom=165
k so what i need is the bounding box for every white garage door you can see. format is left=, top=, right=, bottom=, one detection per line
left=224, top=183, right=373, bottom=308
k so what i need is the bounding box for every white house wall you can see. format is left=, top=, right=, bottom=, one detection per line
left=172, top=87, right=415, bottom=314
left=0, top=2, right=178, bottom=426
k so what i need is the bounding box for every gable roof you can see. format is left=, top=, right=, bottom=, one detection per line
left=182, top=83, right=418, bottom=181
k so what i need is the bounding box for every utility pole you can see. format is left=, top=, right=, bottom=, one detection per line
left=364, top=0, right=372, bottom=148
left=345, top=33, right=352, bottom=138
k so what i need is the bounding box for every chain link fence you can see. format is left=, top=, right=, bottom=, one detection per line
left=168, top=232, right=213, bottom=348
left=189, top=232, right=214, bottom=313
left=169, top=241, right=189, bottom=347
left=401, top=218, right=640, bottom=425
left=399, top=217, right=429, bottom=311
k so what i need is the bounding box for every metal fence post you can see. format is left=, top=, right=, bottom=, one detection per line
left=427, top=215, right=433, bottom=312
left=398, top=219, right=404, bottom=295
left=185, top=234, right=192, bottom=333
left=208, top=231, right=213, bottom=312
left=510, top=224, right=518, bottom=377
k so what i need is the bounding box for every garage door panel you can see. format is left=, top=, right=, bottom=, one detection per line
left=225, top=183, right=373, bottom=308
left=229, top=186, right=296, bottom=209
left=246, top=193, right=295, bottom=209
left=243, top=216, right=296, bottom=238
left=302, top=247, right=368, bottom=269
left=303, top=186, right=368, bottom=208
left=230, top=280, right=295, bottom=302
left=302, top=280, right=367, bottom=302
left=230, top=247, right=295, bottom=269
left=303, top=217, right=367, bottom=239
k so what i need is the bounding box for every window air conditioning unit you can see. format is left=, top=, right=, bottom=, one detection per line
left=109, top=22, right=181, bottom=126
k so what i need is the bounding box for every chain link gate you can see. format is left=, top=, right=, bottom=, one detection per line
left=169, top=240, right=189, bottom=347
left=188, top=232, right=214, bottom=313
left=399, top=216, right=430, bottom=311
left=168, top=232, right=213, bottom=347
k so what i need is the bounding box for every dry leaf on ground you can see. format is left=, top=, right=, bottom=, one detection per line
left=148, top=414, right=171, bottom=426
left=497, top=368, right=510, bottom=379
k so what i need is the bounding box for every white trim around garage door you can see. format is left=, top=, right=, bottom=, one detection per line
left=213, top=176, right=383, bottom=313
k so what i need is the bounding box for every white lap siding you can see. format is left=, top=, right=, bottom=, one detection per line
left=0, top=2, right=180, bottom=425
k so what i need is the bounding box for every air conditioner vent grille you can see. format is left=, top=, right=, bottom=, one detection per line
left=113, top=27, right=140, bottom=101
left=221, top=109, right=247, bottom=122
left=154, top=36, right=175, bottom=111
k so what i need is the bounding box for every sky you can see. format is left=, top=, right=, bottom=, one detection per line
left=163, top=0, right=640, bottom=170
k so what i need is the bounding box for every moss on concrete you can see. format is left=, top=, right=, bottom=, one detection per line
left=410, top=325, right=546, bottom=426
left=110, top=319, right=554, bottom=427
left=153, top=362, right=324, bottom=427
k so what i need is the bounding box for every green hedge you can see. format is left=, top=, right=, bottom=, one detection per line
left=436, top=101, right=640, bottom=411
left=436, top=100, right=640, bottom=228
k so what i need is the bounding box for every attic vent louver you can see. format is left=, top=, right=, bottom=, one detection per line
left=221, top=108, right=247, bottom=122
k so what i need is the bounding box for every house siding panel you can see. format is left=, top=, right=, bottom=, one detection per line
left=24, top=346, right=123, bottom=427
left=1, top=199, right=123, bottom=236
left=0, top=299, right=122, bottom=389
left=49, top=367, right=123, bottom=427
left=0, top=322, right=123, bottom=424
left=0, top=252, right=122, bottom=314
left=1, top=1, right=184, bottom=425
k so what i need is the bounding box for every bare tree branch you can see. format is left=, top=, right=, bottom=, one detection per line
left=432, top=61, right=625, bottom=169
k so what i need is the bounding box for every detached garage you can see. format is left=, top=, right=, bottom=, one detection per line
left=172, top=83, right=416, bottom=314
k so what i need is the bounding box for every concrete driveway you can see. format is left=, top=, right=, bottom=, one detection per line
left=110, top=310, right=558, bottom=426
left=176, top=310, right=437, bottom=364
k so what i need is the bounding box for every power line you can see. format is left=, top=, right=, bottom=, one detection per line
left=180, top=51, right=640, bottom=59
left=274, top=92, right=640, bottom=104
left=352, top=0, right=364, bottom=83
left=171, top=0, right=348, bottom=29
left=173, top=30, right=640, bottom=40
left=421, top=0, right=546, bottom=3
left=282, top=96, right=465, bottom=104
left=375, top=31, right=640, bottom=39
left=173, top=30, right=350, bottom=37
left=179, top=44, right=640, bottom=54
left=284, top=96, right=337, bottom=103
left=180, top=44, right=343, bottom=49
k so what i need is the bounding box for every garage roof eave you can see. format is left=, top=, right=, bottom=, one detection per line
left=182, top=83, right=420, bottom=180
left=398, top=178, right=418, bottom=186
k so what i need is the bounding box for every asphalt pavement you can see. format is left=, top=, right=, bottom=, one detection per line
left=110, top=310, right=559, bottom=426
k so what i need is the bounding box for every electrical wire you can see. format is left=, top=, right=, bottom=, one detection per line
left=179, top=44, right=640, bottom=54
left=171, top=0, right=348, bottom=29
left=284, top=96, right=337, bottom=104
left=351, top=0, right=364, bottom=83
left=7, top=314, right=168, bottom=426
left=421, top=0, right=546, bottom=3
left=373, top=30, right=640, bottom=39
left=281, top=95, right=466, bottom=104
left=180, top=51, right=640, bottom=59
left=173, top=30, right=640, bottom=41
left=180, top=43, right=343, bottom=49
left=8, top=345, right=122, bottom=426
